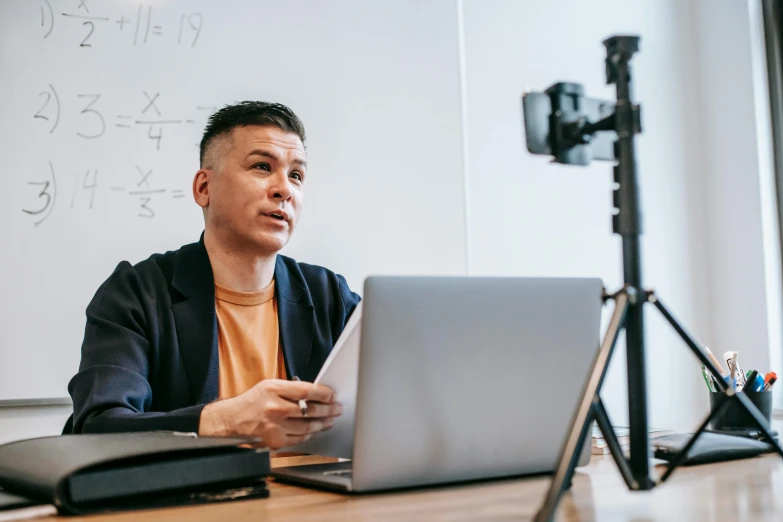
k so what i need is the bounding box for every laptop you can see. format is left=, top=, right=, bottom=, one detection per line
left=273, top=276, right=602, bottom=492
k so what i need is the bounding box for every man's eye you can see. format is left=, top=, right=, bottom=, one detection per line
left=290, top=172, right=303, bottom=181
left=253, top=163, right=271, bottom=171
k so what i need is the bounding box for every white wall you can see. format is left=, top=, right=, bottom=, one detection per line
left=0, top=406, right=71, bottom=445
left=460, top=0, right=715, bottom=430
left=695, top=0, right=783, bottom=407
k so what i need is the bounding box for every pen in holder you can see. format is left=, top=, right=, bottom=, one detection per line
left=709, top=390, right=773, bottom=430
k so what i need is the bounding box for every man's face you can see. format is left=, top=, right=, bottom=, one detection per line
left=200, top=125, right=306, bottom=254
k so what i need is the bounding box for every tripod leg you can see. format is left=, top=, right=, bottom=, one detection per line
left=592, top=397, right=636, bottom=488
left=534, top=291, right=630, bottom=522
left=648, top=294, right=727, bottom=389
left=658, top=392, right=733, bottom=483
left=733, top=392, right=783, bottom=458
left=650, top=295, right=783, bottom=457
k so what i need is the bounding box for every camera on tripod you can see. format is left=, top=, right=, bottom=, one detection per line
left=522, top=37, right=642, bottom=167
left=523, top=83, right=618, bottom=166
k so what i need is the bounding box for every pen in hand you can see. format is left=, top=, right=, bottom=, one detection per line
left=292, top=376, right=309, bottom=417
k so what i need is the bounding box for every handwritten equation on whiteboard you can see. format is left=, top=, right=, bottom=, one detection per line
left=40, top=0, right=204, bottom=48
left=22, top=162, right=190, bottom=227
left=33, top=85, right=216, bottom=150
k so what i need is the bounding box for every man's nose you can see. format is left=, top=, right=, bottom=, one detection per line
left=270, top=171, right=293, bottom=201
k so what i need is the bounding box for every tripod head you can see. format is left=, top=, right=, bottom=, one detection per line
left=604, top=35, right=640, bottom=85
left=521, top=35, right=641, bottom=167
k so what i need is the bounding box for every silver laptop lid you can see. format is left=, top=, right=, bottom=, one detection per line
left=351, top=276, right=602, bottom=491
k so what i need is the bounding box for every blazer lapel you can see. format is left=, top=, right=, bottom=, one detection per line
left=275, top=257, right=315, bottom=380
left=171, top=237, right=219, bottom=404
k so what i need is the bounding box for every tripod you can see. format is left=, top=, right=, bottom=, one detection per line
left=532, top=35, right=783, bottom=522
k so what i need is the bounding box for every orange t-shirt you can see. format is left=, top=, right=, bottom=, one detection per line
left=215, top=280, right=287, bottom=400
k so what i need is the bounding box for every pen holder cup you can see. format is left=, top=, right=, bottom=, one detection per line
left=709, top=391, right=773, bottom=430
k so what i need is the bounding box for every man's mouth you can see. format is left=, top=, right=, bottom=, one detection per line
left=264, top=210, right=289, bottom=221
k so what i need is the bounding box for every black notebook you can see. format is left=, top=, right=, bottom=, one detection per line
left=0, top=432, right=270, bottom=515
left=653, top=432, right=774, bottom=465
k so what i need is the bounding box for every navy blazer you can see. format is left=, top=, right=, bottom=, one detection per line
left=67, top=236, right=360, bottom=434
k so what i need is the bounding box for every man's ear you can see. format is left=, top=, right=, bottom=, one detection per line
left=193, top=169, right=211, bottom=209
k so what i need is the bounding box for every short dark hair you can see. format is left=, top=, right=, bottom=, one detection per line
left=199, top=101, right=307, bottom=167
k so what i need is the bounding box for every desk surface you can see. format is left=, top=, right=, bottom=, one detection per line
left=44, top=452, right=783, bottom=522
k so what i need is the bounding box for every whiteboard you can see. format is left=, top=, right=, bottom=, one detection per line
left=0, top=0, right=467, bottom=400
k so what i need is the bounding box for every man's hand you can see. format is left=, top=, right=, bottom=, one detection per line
left=198, top=379, right=342, bottom=450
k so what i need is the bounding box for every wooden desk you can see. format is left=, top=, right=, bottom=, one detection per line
left=45, top=453, right=783, bottom=521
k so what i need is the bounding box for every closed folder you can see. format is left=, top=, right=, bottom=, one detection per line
left=0, top=432, right=270, bottom=514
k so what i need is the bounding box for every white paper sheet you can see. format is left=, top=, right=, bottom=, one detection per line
left=285, top=303, right=362, bottom=458
left=0, top=505, right=57, bottom=522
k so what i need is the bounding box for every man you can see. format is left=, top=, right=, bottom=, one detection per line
left=68, top=102, right=358, bottom=450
